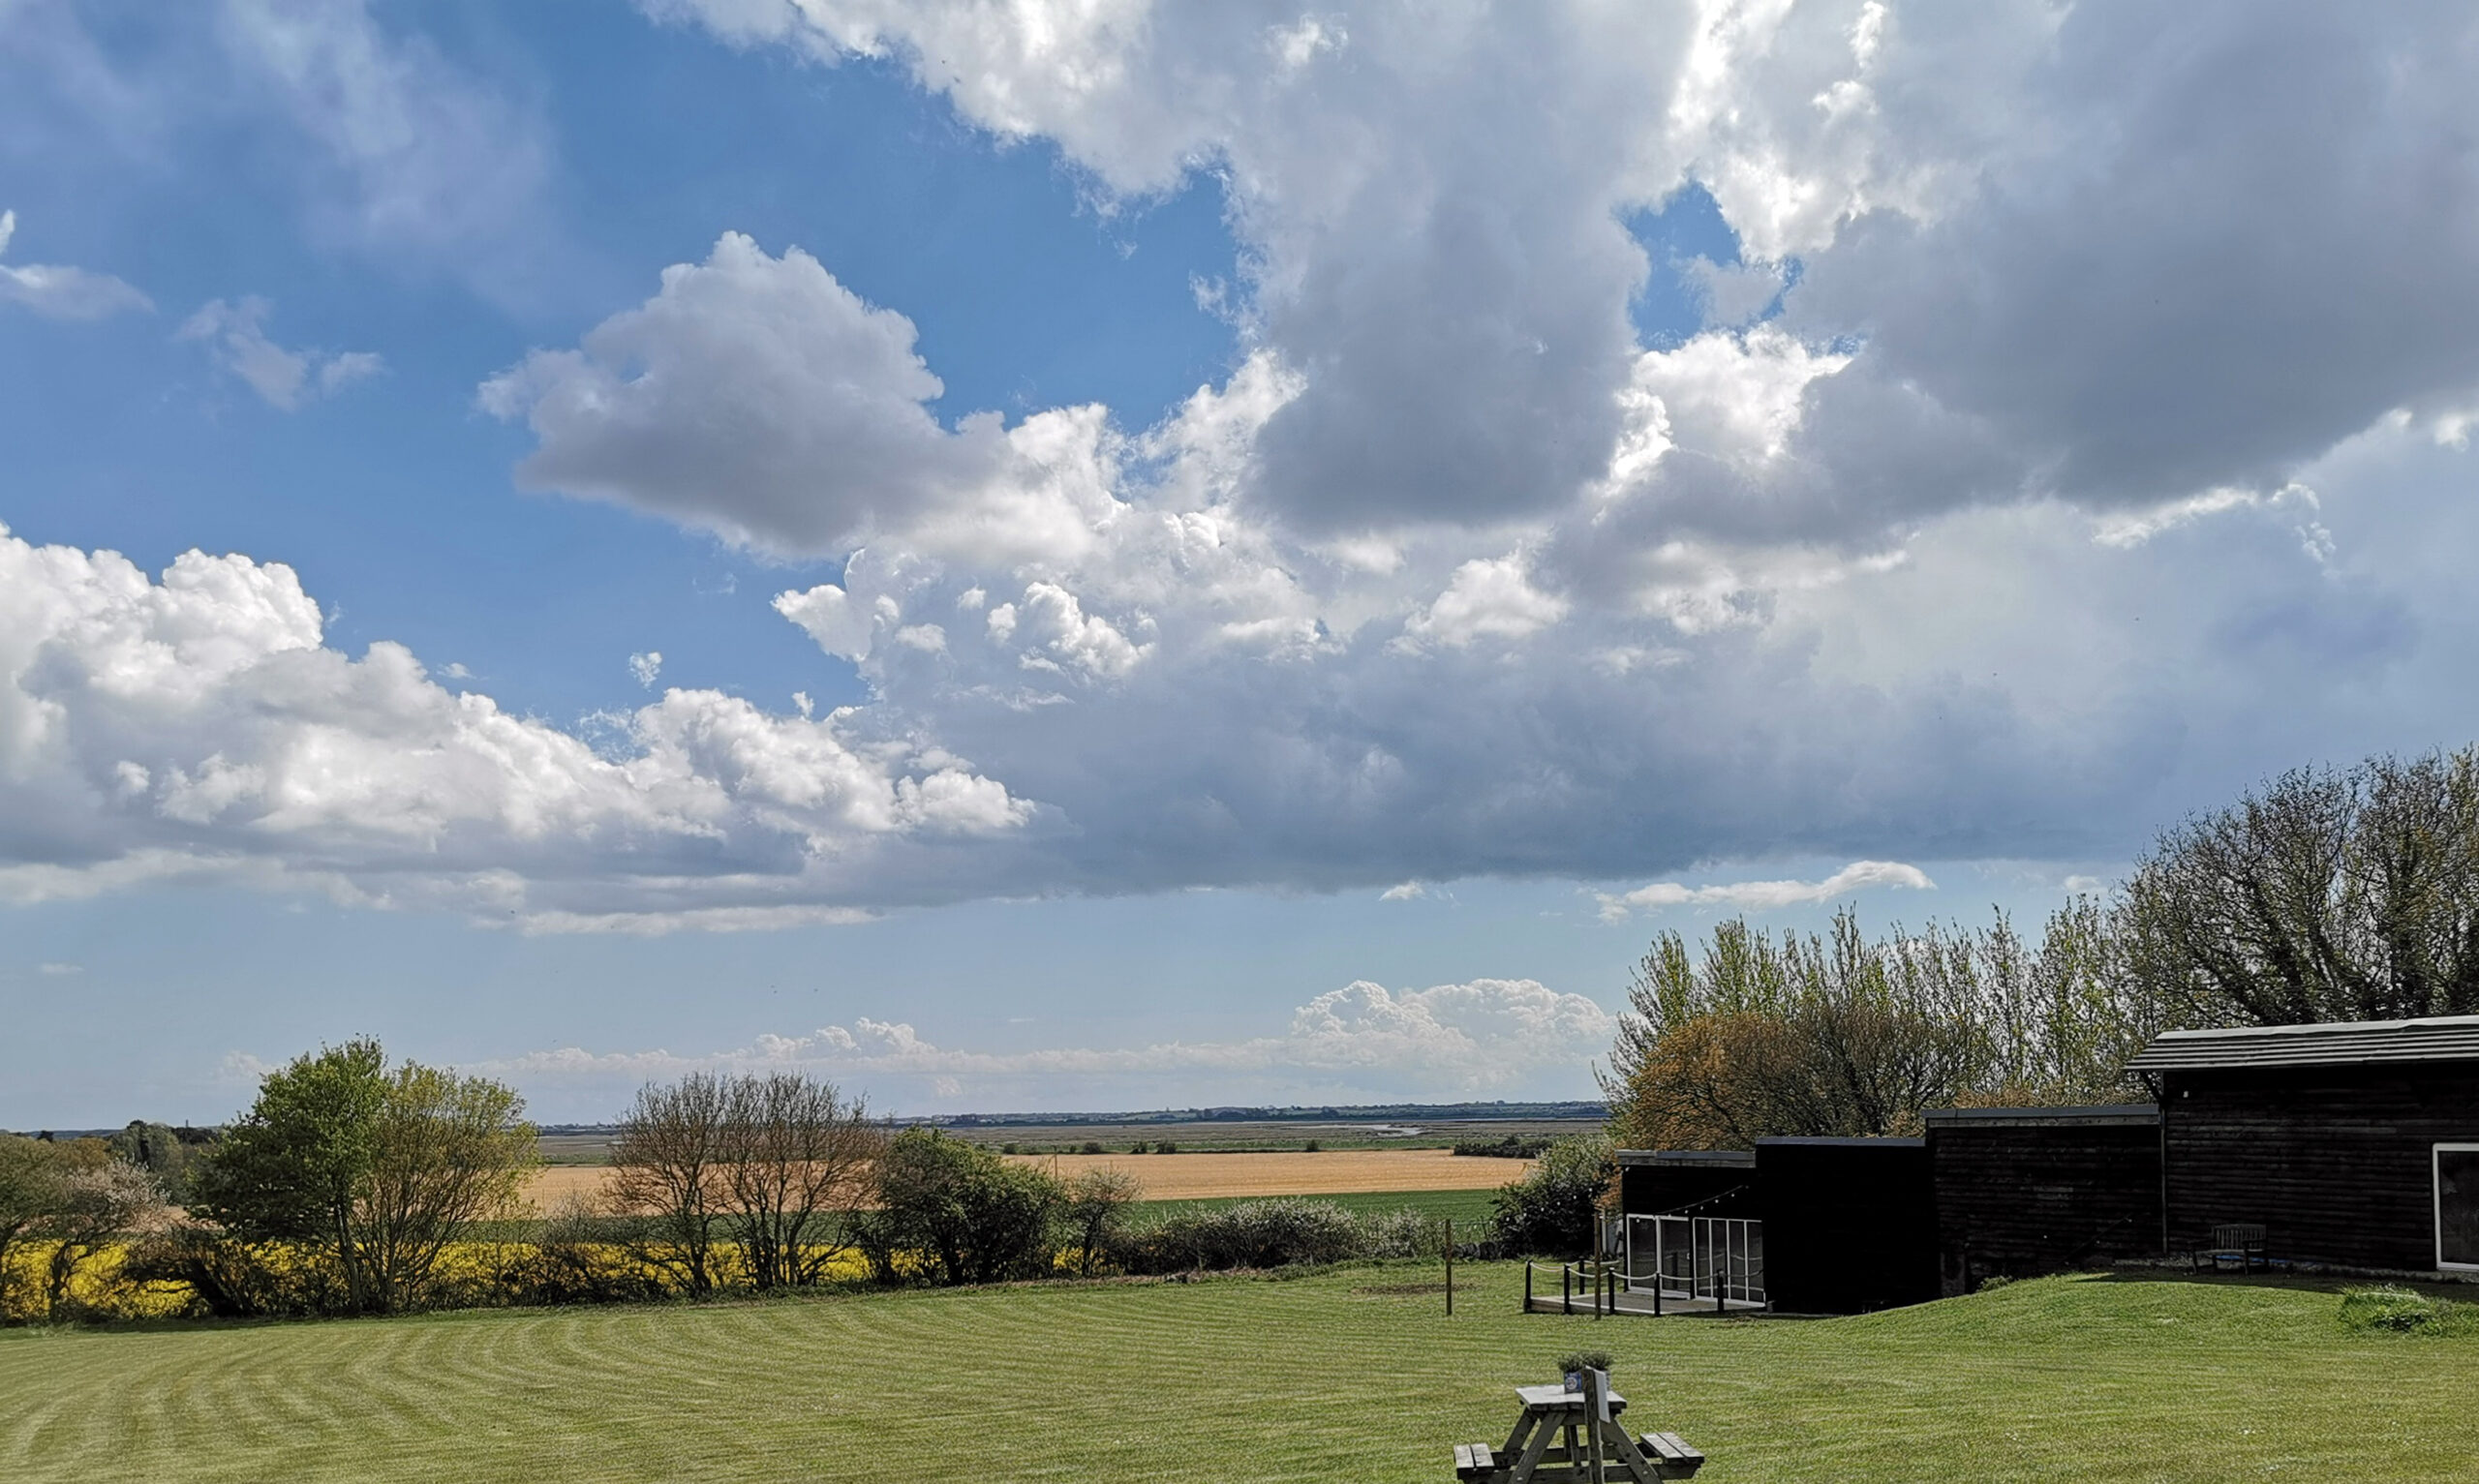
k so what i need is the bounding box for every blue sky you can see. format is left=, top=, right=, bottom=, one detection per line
left=3, top=1, right=2477, bottom=1126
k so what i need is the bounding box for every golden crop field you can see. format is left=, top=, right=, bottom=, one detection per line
left=1005, top=1148, right=1530, bottom=1199
left=522, top=1146, right=1529, bottom=1209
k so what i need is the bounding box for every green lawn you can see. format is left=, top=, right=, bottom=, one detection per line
left=4, top=1266, right=2474, bottom=1482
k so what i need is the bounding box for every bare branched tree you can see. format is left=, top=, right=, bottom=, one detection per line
left=2123, top=748, right=2479, bottom=1025
left=608, top=1073, right=731, bottom=1296
left=718, top=1073, right=883, bottom=1289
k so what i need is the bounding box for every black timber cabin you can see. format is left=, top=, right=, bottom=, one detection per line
left=2127, top=1014, right=2479, bottom=1276
left=1603, top=1012, right=2479, bottom=1317
left=1920, top=1103, right=2160, bottom=1297
left=1613, top=1139, right=1939, bottom=1315
left=1614, top=1121, right=2151, bottom=1313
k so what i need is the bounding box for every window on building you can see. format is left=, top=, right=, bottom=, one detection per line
left=2437, top=1144, right=2479, bottom=1271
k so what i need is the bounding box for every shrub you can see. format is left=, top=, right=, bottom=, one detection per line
left=1491, top=1134, right=1613, bottom=1256
left=1080, top=1141, right=1106, bottom=1155
left=1368, top=1203, right=1457, bottom=1258
left=1302, top=1139, right=1321, bottom=1153
left=2340, top=1284, right=2477, bottom=1336
left=120, top=1228, right=338, bottom=1318
left=851, top=1130, right=1063, bottom=1286
left=1154, top=1141, right=1179, bottom=1155
left=1360, top=1205, right=1450, bottom=1259
left=1061, top=1167, right=1143, bottom=1277
left=497, top=1198, right=666, bottom=1307
left=1112, top=1197, right=1364, bottom=1274
left=1454, top=1135, right=1552, bottom=1159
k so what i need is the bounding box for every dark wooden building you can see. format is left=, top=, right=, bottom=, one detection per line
left=2127, top=1015, right=2479, bottom=1274
left=1922, top=1105, right=2161, bottom=1296
left=1754, top=1136, right=1940, bottom=1315
left=1599, top=1014, right=2479, bottom=1321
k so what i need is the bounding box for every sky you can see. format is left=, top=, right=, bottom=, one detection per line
left=3, top=0, right=2478, bottom=1127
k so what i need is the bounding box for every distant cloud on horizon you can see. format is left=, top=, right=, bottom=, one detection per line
left=478, top=977, right=1617, bottom=1113
left=1595, top=861, right=1936, bottom=923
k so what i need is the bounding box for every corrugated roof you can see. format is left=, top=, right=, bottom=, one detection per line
left=2125, top=1014, right=2479, bottom=1072
left=1923, top=1104, right=2158, bottom=1128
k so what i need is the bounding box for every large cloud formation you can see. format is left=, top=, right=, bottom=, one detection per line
left=0, top=527, right=1026, bottom=928
left=597, top=2, right=2475, bottom=867
left=14, top=1, right=2479, bottom=927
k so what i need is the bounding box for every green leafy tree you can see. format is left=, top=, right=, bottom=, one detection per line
left=1606, top=903, right=2160, bottom=1150
left=852, top=1130, right=1062, bottom=1286
left=1060, top=1166, right=1142, bottom=1277
left=193, top=1039, right=536, bottom=1313
left=1491, top=1134, right=1613, bottom=1257
left=106, top=1122, right=208, bottom=1205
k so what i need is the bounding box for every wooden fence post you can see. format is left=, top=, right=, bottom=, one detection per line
left=1582, top=1367, right=1609, bottom=1483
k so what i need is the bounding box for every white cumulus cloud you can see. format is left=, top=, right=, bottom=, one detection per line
left=0, top=209, right=151, bottom=320
left=1596, top=860, right=1936, bottom=922
left=0, top=524, right=1029, bottom=929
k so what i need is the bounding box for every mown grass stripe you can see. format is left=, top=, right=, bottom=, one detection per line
left=6, top=1266, right=2478, bottom=1481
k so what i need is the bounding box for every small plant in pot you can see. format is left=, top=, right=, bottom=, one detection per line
left=1555, top=1350, right=1613, bottom=1393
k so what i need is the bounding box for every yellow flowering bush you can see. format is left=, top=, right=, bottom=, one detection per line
left=3, top=1232, right=879, bottom=1323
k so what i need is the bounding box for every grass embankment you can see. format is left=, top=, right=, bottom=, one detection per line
left=6, top=1268, right=2475, bottom=1482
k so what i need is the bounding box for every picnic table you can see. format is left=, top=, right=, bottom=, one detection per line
left=1451, top=1370, right=1703, bottom=1483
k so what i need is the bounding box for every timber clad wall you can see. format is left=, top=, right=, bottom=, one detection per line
left=1609, top=1021, right=2479, bottom=1317
left=1756, top=1138, right=1940, bottom=1315
left=2163, top=1062, right=2479, bottom=1271
left=1926, top=1111, right=2161, bottom=1296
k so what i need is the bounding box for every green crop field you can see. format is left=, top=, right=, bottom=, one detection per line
left=4, top=1266, right=2473, bottom=1482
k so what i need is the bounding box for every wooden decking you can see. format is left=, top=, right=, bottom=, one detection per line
left=1520, top=1262, right=1766, bottom=1317
left=1520, top=1286, right=1758, bottom=1317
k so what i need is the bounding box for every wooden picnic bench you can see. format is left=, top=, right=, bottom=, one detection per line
left=1451, top=1370, right=1703, bottom=1482
left=2191, top=1223, right=2269, bottom=1274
